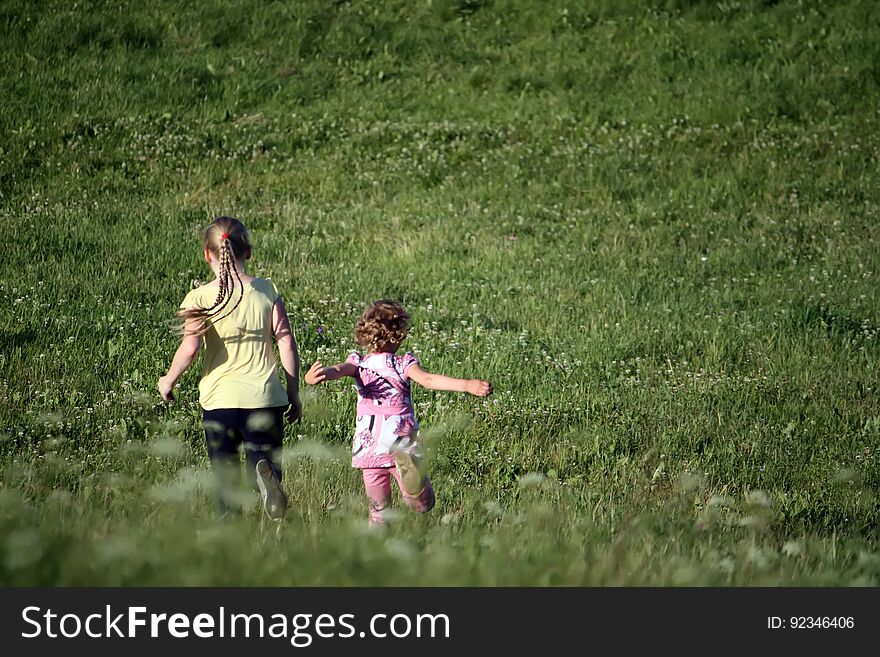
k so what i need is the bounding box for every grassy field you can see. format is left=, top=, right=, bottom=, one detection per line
left=1, top=0, right=879, bottom=585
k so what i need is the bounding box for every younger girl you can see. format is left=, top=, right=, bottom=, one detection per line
left=304, top=299, right=492, bottom=525
left=158, top=216, right=301, bottom=521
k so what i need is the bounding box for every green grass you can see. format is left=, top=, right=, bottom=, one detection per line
left=1, top=0, right=879, bottom=585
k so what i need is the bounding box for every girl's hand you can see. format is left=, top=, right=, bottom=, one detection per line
left=304, top=361, right=326, bottom=385
left=467, top=379, right=493, bottom=397
left=158, top=375, right=175, bottom=402
left=286, top=396, right=302, bottom=424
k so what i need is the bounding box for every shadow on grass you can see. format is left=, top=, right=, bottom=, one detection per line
left=787, top=302, right=878, bottom=344
left=0, top=329, right=36, bottom=353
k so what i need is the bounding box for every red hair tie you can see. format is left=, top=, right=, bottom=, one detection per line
left=220, top=233, right=230, bottom=240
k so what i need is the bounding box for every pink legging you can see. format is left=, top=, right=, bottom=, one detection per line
left=362, top=467, right=435, bottom=524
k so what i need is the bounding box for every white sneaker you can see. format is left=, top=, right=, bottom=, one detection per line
left=393, top=450, right=425, bottom=497
left=256, top=459, right=287, bottom=521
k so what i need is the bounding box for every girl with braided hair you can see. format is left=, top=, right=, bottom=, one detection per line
left=158, top=216, right=300, bottom=521
left=304, top=299, right=492, bottom=525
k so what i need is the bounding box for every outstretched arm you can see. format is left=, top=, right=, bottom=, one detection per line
left=407, top=364, right=492, bottom=396
left=304, top=360, right=358, bottom=385
left=158, top=318, right=203, bottom=401
left=273, top=297, right=302, bottom=422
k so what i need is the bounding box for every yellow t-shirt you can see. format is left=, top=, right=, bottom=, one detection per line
left=180, top=277, right=289, bottom=411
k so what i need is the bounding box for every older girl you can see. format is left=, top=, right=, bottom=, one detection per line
left=158, top=216, right=300, bottom=521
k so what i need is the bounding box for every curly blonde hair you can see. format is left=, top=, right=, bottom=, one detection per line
left=354, top=299, right=410, bottom=352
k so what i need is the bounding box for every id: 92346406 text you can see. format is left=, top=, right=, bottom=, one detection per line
left=767, top=617, right=854, bottom=630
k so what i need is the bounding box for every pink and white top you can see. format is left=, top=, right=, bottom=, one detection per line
left=346, top=351, right=420, bottom=469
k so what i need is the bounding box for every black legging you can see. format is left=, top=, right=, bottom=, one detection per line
left=202, top=406, right=286, bottom=513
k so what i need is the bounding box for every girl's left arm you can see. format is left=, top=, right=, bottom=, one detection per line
left=158, top=319, right=202, bottom=401
left=273, top=297, right=302, bottom=422
left=407, top=364, right=493, bottom=396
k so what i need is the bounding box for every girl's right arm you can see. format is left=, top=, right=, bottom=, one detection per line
left=304, top=360, right=357, bottom=385
left=158, top=317, right=203, bottom=401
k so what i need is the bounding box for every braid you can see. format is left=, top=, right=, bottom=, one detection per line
left=205, top=241, right=229, bottom=313
left=208, top=238, right=245, bottom=323
left=177, top=216, right=251, bottom=335
left=206, top=238, right=234, bottom=319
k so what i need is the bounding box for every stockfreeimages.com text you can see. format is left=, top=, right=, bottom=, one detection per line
left=21, top=605, right=451, bottom=647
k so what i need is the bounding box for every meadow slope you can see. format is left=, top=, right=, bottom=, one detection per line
left=1, top=0, right=879, bottom=584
